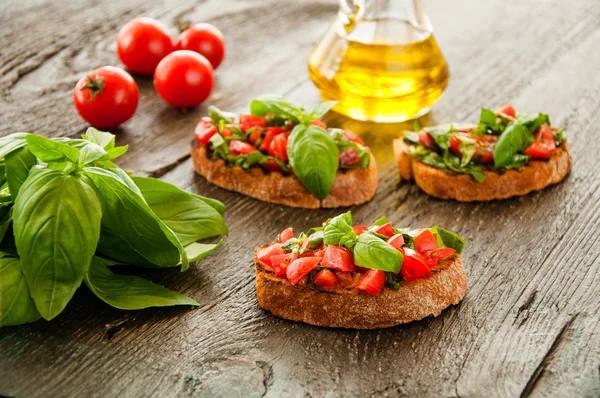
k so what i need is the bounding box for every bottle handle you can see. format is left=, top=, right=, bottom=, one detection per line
left=338, top=0, right=365, bottom=27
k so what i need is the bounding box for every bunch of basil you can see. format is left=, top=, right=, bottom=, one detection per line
left=208, top=94, right=371, bottom=200
left=0, top=129, right=228, bottom=327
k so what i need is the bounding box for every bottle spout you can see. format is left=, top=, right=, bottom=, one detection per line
left=338, top=0, right=365, bottom=32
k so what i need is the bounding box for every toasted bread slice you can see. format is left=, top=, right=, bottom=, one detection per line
left=393, top=138, right=572, bottom=202
left=191, top=141, right=379, bottom=208
left=255, top=253, right=467, bottom=329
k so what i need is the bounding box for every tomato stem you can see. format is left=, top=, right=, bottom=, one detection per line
left=81, top=75, right=105, bottom=102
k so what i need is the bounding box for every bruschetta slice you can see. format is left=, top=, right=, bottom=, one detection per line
left=190, top=95, right=378, bottom=208
left=254, top=212, right=467, bottom=329
left=394, top=105, right=572, bottom=201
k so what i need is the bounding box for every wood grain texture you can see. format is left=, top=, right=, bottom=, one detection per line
left=1, top=0, right=599, bottom=397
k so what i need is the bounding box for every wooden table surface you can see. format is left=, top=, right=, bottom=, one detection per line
left=1, top=0, right=599, bottom=397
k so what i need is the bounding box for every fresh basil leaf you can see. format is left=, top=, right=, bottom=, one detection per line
left=26, top=135, right=80, bottom=164
left=13, top=168, right=102, bottom=320
left=429, top=226, right=465, bottom=254
left=516, top=112, right=550, bottom=134
left=85, top=167, right=187, bottom=270
left=454, top=133, right=477, bottom=167
left=336, top=141, right=371, bottom=169
left=385, top=273, right=401, bottom=290
left=132, top=176, right=228, bottom=245
left=84, top=257, right=198, bottom=310
left=5, top=146, right=37, bottom=200
left=82, top=128, right=116, bottom=150
left=105, top=145, right=128, bottom=160
left=96, top=227, right=155, bottom=267
left=287, top=124, right=339, bottom=200
left=553, top=128, right=565, bottom=146
left=0, top=256, right=41, bottom=326
left=371, top=216, right=389, bottom=227
left=250, top=94, right=305, bottom=123
left=209, top=105, right=234, bottom=125
left=308, top=101, right=337, bottom=120
left=480, top=108, right=497, bottom=125
left=0, top=133, right=28, bottom=159
left=501, top=154, right=530, bottom=170
left=493, top=122, right=533, bottom=168
left=209, top=133, right=228, bottom=159
left=353, top=233, right=404, bottom=273
left=403, top=131, right=420, bottom=144
left=281, top=238, right=300, bottom=253
left=0, top=207, right=12, bottom=243
left=323, top=211, right=354, bottom=246
left=192, top=194, right=226, bottom=216
left=184, top=241, right=223, bottom=262
left=305, top=230, right=324, bottom=249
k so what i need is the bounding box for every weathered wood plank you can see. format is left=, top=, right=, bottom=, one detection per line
left=1, top=0, right=599, bottom=397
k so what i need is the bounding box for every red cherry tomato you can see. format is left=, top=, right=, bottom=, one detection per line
left=229, top=140, right=258, bottom=155
left=388, top=234, right=405, bottom=250
left=175, top=23, right=225, bottom=69
left=352, top=225, right=369, bottom=235
left=310, top=119, right=327, bottom=129
left=402, top=248, right=432, bottom=282
left=239, top=115, right=267, bottom=132
left=262, top=160, right=283, bottom=172
left=154, top=50, right=214, bottom=108
left=194, top=119, right=217, bottom=145
left=286, top=257, right=322, bottom=285
left=418, top=131, right=434, bottom=148
left=117, top=18, right=174, bottom=76
left=496, top=104, right=516, bottom=118
left=73, top=66, right=139, bottom=129
left=523, top=123, right=556, bottom=159
left=423, top=248, right=456, bottom=268
left=374, top=222, right=394, bottom=237
left=279, top=227, right=294, bottom=243
left=321, top=246, right=356, bottom=272
left=343, top=129, right=365, bottom=145
left=414, top=229, right=438, bottom=254
left=339, top=148, right=361, bottom=167
left=356, top=269, right=386, bottom=295
left=257, top=243, right=284, bottom=266
left=314, top=269, right=338, bottom=288
left=268, top=133, right=288, bottom=162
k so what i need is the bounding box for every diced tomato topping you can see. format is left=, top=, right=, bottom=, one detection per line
left=265, top=127, right=285, bottom=135
left=374, top=222, right=394, bottom=237
left=257, top=243, right=285, bottom=266
left=355, top=266, right=370, bottom=274
left=296, top=275, right=308, bottom=286
left=352, top=225, right=369, bottom=235
left=496, top=104, right=516, bottom=118
left=279, top=227, right=294, bottom=243
left=248, top=127, right=262, bottom=144
left=523, top=123, right=556, bottom=159
left=286, top=257, right=321, bottom=285
left=229, top=140, right=258, bottom=155
left=402, top=248, right=432, bottom=282
left=239, top=115, right=266, bottom=132
left=388, top=234, right=405, bottom=250
left=262, top=160, right=282, bottom=172
left=195, top=120, right=218, bottom=145
left=313, top=269, right=338, bottom=288
left=310, top=119, right=327, bottom=129
left=414, top=229, right=438, bottom=254
left=269, top=252, right=298, bottom=276
left=450, top=134, right=462, bottom=156
left=423, top=248, right=456, bottom=268
left=473, top=146, right=494, bottom=164
left=335, top=271, right=359, bottom=288
left=339, top=148, right=361, bottom=167
left=418, top=131, right=434, bottom=148
left=343, top=129, right=365, bottom=145
left=260, top=130, right=277, bottom=151
left=321, top=245, right=356, bottom=272
left=356, top=269, right=386, bottom=295
left=268, top=133, right=288, bottom=162
left=221, top=127, right=233, bottom=137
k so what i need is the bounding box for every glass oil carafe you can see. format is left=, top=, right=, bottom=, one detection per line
left=308, top=0, right=449, bottom=122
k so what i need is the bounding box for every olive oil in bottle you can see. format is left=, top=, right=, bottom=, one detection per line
left=309, top=2, right=449, bottom=122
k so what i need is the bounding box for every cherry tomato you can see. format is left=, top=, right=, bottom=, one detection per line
left=402, top=248, right=432, bottom=282
left=496, top=104, right=516, bottom=118
left=310, top=119, right=327, bottom=129
left=339, top=148, right=361, bottom=167
left=279, top=227, right=294, bottom=243
left=352, top=225, right=369, bottom=235
left=229, top=140, right=258, bottom=155
left=268, top=133, right=288, bottom=162
left=321, top=246, right=356, bottom=272
left=343, top=129, right=365, bottom=145
left=239, top=115, right=266, bottom=132
left=414, top=229, right=438, bottom=254
left=73, top=66, right=139, bottom=129
left=314, top=269, right=338, bottom=288
left=423, top=248, right=456, bottom=268
left=524, top=123, right=556, bottom=159
left=257, top=243, right=284, bottom=266
left=262, top=160, right=283, bottom=172
left=175, top=23, right=225, bottom=69
left=374, top=222, right=394, bottom=237
left=194, top=119, right=217, bottom=145
left=356, top=269, right=386, bottom=295
left=154, top=50, right=214, bottom=108
left=286, top=257, right=322, bottom=285
left=419, top=131, right=434, bottom=148
left=388, top=234, right=405, bottom=250
left=117, top=18, right=174, bottom=76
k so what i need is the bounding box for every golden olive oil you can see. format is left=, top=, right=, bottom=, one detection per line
left=309, top=19, right=449, bottom=122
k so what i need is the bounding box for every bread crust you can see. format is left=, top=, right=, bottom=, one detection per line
left=190, top=141, right=378, bottom=208
left=254, top=253, right=468, bottom=329
left=393, top=138, right=572, bottom=202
